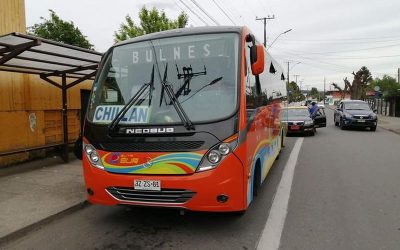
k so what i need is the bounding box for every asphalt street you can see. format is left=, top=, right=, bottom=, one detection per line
left=2, top=108, right=400, bottom=250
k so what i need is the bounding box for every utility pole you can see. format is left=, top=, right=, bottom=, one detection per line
left=287, top=62, right=290, bottom=103
left=256, top=15, right=275, bottom=47
left=323, top=77, right=326, bottom=104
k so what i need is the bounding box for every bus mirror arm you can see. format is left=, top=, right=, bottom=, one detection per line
left=255, top=76, right=261, bottom=95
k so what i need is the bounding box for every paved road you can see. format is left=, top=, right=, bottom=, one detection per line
left=280, top=108, right=400, bottom=250
left=2, top=109, right=400, bottom=250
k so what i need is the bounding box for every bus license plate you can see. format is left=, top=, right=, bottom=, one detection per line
left=134, top=180, right=161, bottom=191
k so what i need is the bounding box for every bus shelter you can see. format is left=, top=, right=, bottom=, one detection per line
left=0, top=32, right=102, bottom=162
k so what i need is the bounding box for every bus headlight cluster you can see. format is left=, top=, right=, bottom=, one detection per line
left=83, top=142, right=104, bottom=170
left=197, top=140, right=237, bottom=172
left=208, top=150, right=221, bottom=164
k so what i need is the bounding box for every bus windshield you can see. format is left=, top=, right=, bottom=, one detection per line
left=87, top=33, right=239, bottom=126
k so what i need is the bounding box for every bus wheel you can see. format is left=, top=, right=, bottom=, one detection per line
left=253, top=162, right=261, bottom=197
left=231, top=210, right=246, bottom=216
left=276, top=132, right=284, bottom=160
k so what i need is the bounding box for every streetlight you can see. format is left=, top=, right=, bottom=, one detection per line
left=268, top=29, right=292, bottom=50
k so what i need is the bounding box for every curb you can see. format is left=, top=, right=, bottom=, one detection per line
left=377, top=126, right=400, bottom=136
left=0, top=201, right=90, bottom=247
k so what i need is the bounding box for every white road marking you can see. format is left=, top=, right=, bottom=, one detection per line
left=256, top=138, right=304, bottom=250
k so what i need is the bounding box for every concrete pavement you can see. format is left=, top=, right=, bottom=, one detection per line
left=0, top=156, right=86, bottom=243
left=377, top=114, right=400, bottom=135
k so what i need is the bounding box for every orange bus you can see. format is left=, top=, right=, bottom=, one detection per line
left=82, top=26, right=286, bottom=213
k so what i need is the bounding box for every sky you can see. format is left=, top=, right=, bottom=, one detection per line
left=25, top=0, right=400, bottom=90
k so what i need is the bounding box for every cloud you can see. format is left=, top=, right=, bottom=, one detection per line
left=136, top=1, right=176, bottom=11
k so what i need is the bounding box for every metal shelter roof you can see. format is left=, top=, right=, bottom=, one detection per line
left=0, top=32, right=103, bottom=162
left=0, top=32, right=102, bottom=80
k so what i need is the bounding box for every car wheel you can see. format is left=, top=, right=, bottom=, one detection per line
left=339, top=118, right=346, bottom=130
left=371, top=126, right=376, bottom=132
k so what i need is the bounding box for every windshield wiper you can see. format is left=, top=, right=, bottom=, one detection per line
left=159, top=63, right=195, bottom=130
left=181, top=76, right=223, bottom=104
left=108, top=65, right=155, bottom=133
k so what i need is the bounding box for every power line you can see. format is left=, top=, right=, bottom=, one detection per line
left=211, top=0, right=236, bottom=25
left=314, top=54, right=400, bottom=60
left=273, top=42, right=400, bottom=55
left=177, top=0, right=209, bottom=26
left=189, top=0, right=220, bottom=25
left=174, top=0, right=200, bottom=26
left=277, top=38, right=400, bottom=45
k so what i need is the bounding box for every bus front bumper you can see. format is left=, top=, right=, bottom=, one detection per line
left=82, top=154, right=246, bottom=212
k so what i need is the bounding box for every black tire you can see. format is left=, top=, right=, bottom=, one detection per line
left=309, top=130, right=315, bottom=136
left=253, top=164, right=261, bottom=197
left=276, top=132, right=284, bottom=159
left=371, top=126, right=377, bottom=131
left=339, top=118, right=346, bottom=130
left=232, top=210, right=246, bottom=216
left=73, top=136, right=83, bottom=160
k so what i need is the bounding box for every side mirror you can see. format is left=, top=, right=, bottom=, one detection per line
left=250, top=44, right=265, bottom=75
left=373, top=109, right=377, bottom=113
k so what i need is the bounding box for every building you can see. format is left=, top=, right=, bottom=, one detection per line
left=0, top=0, right=93, bottom=166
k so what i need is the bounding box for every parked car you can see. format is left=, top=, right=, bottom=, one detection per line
left=333, top=100, right=378, bottom=131
left=282, top=106, right=326, bottom=136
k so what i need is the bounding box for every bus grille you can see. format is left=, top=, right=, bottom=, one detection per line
left=99, top=141, right=204, bottom=152
left=106, top=187, right=196, bottom=203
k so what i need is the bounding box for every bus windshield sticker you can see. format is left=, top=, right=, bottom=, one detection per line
left=93, top=105, right=150, bottom=124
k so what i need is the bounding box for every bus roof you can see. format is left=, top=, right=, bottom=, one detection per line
left=115, top=26, right=244, bottom=48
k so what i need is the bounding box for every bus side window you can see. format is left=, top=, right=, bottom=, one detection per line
left=245, top=45, right=258, bottom=109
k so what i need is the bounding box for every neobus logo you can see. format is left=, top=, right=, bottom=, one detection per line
left=125, top=127, right=174, bottom=134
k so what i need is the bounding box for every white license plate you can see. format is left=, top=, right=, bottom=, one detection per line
left=357, top=119, right=365, bottom=123
left=134, top=180, right=161, bottom=191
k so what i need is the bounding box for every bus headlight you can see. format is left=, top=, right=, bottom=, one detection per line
left=83, top=143, right=104, bottom=170
left=197, top=136, right=238, bottom=172
left=208, top=150, right=221, bottom=164
left=218, top=143, right=230, bottom=155
left=90, top=151, right=100, bottom=162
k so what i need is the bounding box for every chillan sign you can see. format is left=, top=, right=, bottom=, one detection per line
left=93, top=105, right=150, bottom=124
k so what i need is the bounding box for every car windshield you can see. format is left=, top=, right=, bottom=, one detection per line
left=344, top=102, right=371, bottom=110
left=87, top=33, right=239, bottom=125
left=282, top=108, right=310, bottom=117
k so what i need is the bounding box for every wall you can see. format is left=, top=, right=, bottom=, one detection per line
left=0, top=0, right=93, bottom=166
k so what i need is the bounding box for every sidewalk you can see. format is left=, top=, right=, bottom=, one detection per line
left=377, top=114, right=400, bottom=135
left=0, top=156, right=86, bottom=241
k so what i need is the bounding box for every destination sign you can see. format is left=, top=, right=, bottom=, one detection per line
left=93, top=105, right=150, bottom=124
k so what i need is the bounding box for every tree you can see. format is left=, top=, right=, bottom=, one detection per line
left=288, top=81, right=305, bottom=103
left=370, top=75, right=400, bottom=100
left=310, top=87, right=319, bottom=100
left=343, top=66, right=372, bottom=100
left=28, top=10, right=94, bottom=50
left=114, top=6, right=188, bottom=42
left=331, top=82, right=346, bottom=100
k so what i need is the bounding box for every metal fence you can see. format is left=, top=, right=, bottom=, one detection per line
left=366, top=98, right=389, bottom=116
left=366, top=97, right=400, bottom=117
